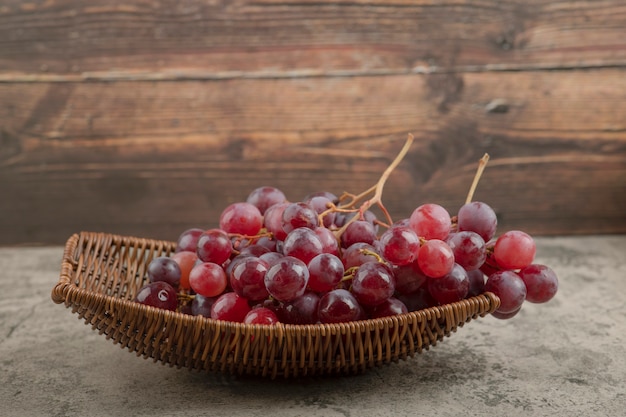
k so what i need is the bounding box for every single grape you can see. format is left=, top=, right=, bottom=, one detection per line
left=457, top=201, right=498, bottom=242
left=246, top=186, right=286, bottom=215
left=427, top=263, right=470, bottom=305
left=466, top=269, right=486, bottom=297
left=492, top=306, right=521, bottom=320
left=341, top=220, right=377, bottom=248
left=303, top=191, right=338, bottom=203
left=135, top=281, right=178, bottom=311
left=281, top=202, right=319, bottom=233
left=318, top=289, right=363, bottom=324
left=351, top=262, right=396, bottom=306
left=196, top=229, right=233, bottom=265
left=307, top=253, right=344, bottom=293
left=485, top=270, right=527, bottom=314
left=396, top=287, right=439, bottom=312
left=255, top=236, right=277, bottom=252
left=367, top=297, right=408, bottom=319
left=379, top=226, right=420, bottom=266
left=282, top=227, right=323, bottom=264
left=342, top=242, right=382, bottom=269
left=147, top=256, right=181, bottom=288
left=518, top=264, right=558, bottom=303
left=189, top=262, right=228, bottom=297
left=417, top=239, right=455, bottom=278
left=393, top=262, right=428, bottom=295
left=306, top=195, right=336, bottom=228
left=191, top=294, right=218, bottom=318
left=219, top=202, right=263, bottom=236
left=259, top=251, right=283, bottom=266
left=273, top=291, right=320, bottom=324
left=170, top=251, right=198, bottom=291
left=264, top=256, right=309, bottom=302
left=494, top=230, right=536, bottom=270
left=409, top=203, right=451, bottom=240
left=446, top=231, right=487, bottom=271
left=175, top=228, right=204, bottom=253
left=263, top=202, right=290, bottom=241
left=238, top=243, right=271, bottom=258
left=243, top=307, right=280, bottom=325
left=314, top=226, right=340, bottom=256
left=229, top=256, right=270, bottom=301
left=210, top=292, right=251, bottom=322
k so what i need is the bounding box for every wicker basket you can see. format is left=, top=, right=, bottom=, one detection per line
left=52, top=231, right=500, bottom=378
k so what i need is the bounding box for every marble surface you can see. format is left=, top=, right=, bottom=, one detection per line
left=1, top=236, right=624, bottom=417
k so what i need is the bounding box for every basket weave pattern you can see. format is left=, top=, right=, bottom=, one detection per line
left=52, top=232, right=500, bottom=378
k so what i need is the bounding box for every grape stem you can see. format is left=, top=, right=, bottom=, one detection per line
left=465, top=153, right=490, bottom=204
left=334, top=134, right=415, bottom=239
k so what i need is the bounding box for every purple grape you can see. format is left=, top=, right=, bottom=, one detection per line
left=135, top=281, right=178, bottom=311
left=147, top=256, right=181, bottom=288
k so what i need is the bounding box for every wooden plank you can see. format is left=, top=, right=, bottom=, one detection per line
left=1, top=69, right=624, bottom=244
left=0, top=0, right=625, bottom=79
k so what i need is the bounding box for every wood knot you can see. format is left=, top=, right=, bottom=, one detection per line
left=485, top=99, right=510, bottom=114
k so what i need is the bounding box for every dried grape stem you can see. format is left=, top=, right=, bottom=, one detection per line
left=465, top=153, right=490, bottom=204
left=334, top=134, right=414, bottom=238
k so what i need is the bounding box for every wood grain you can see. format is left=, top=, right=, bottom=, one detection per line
left=0, top=0, right=625, bottom=244
left=0, top=0, right=625, bottom=79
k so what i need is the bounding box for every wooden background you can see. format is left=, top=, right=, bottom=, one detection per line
left=1, top=0, right=625, bottom=246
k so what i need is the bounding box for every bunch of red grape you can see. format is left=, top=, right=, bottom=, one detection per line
left=135, top=185, right=558, bottom=324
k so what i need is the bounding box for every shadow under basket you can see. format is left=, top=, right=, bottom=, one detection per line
left=52, top=231, right=501, bottom=378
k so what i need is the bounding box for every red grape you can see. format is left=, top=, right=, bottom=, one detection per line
left=342, top=242, right=381, bottom=269
left=393, top=262, right=427, bottom=295
left=210, top=292, right=251, bottom=322
left=351, top=262, right=396, bottom=306
left=175, top=228, right=204, bottom=253
left=466, top=269, right=486, bottom=297
left=246, top=186, right=286, bottom=215
left=318, top=289, right=363, bottom=324
left=307, top=253, right=344, bottom=293
left=494, top=230, right=536, bottom=270
left=229, top=256, right=270, bottom=301
left=446, top=231, right=486, bottom=271
left=367, top=297, right=408, bottom=319
left=457, top=201, right=498, bottom=242
left=314, top=226, right=340, bottom=256
left=378, top=226, right=420, bottom=266
left=135, top=281, right=178, bottom=311
left=263, top=202, right=289, bottom=241
left=196, top=229, right=233, bottom=265
left=281, top=202, right=319, bottom=233
left=273, top=292, right=320, bottom=324
left=264, top=256, right=309, bottom=302
left=417, top=239, right=455, bottom=278
left=189, top=262, right=228, bottom=297
left=244, top=307, right=280, bottom=325
left=282, top=227, right=323, bottom=264
left=518, top=264, right=558, bottom=303
left=485, top=270, right=527, bottom=314
left=341, top=220, right=377, bottom=248
left=409, top=203, right=451, bottom=240
left=219, top=202, right=263, bottom=236
left=427, top=263, right=470, bottom=305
